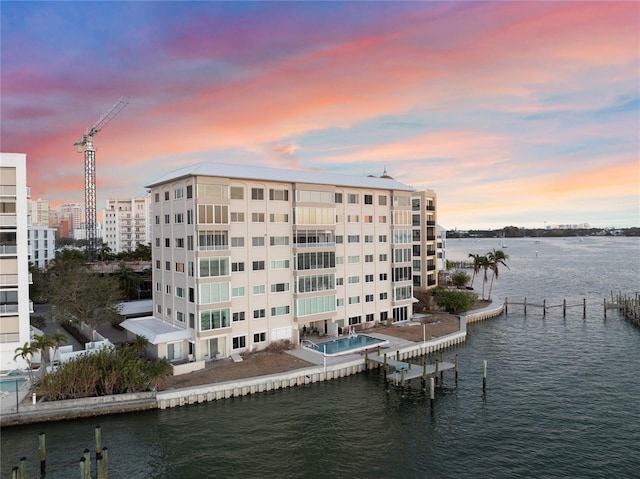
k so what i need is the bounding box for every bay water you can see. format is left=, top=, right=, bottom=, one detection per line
left=2, top=237, right=639, bottom=478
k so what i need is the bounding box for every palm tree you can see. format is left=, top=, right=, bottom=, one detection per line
left=115, top=264, right=143, bottom=300
left=478, top=255, right=491, bottom=300
left=32, top=334, right=54, bottom=371
left=487, top=249, right=510, bottom=300
left=13, top=342, right=36, bottom=387
left=468, top=253, right=483, bottom=288
left=50, top=330, right=68, bottom=367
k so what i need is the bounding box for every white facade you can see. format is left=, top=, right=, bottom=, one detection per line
left=28, top=225, right=56, bottom=269
left=436, top=224, right=447, bottom=271
left=128, top=163, right=438, bottom=363
left=0, top=153, right=33, bottom=372
left=101, top=195, right=151, bottom=253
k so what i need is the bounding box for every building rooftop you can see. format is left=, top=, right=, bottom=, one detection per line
left=120, top=316, right=191, bottom=345
left=146, top=162, right=415, bottom=191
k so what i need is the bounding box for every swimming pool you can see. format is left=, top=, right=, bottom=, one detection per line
left=0, top=377, right=27, bottom=393
left=306, top=334, right=388, bottom=356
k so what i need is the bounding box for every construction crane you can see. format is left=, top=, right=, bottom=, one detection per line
left=74, top=97, right=129, bottom=261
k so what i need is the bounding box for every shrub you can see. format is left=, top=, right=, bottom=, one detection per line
left=434, top=287, right=478, bottom=314
left=452, top=270, right=470, bottom=287
left=265, top=339, right=293, bottom=354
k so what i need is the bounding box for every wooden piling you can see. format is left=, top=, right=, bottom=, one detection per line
left=11, top=467, right=18, bottom=479
left=19, top=457, right=27, bottom=479
left=39, top=432, right=46, bottom=478
left=604, top=298, right=607, bottom=319
left=524, top=297, right=527, bottom=315
left=482, top=360, right=487, bottom=393
left=505, top=297, right=508, bottom=314
left=455, top=354, right=459, bottom=385
left=102, top=447, right=108, bottom=479
left=96, top=452, right=103, bottom=479
left=95, top=425, right=102, bottom=454
left=83, top=449, right=91, bottom=479
left=79, top=457, right=87, bottom=479
left=400, top=369, right=405, bottom=387
left=543, top=299, right=546, bottom=318
left=583, top=298, right=586, bottom=319
left=563, top=299, right=566, bottom=318
left=429, top=377, right=435, bottom=413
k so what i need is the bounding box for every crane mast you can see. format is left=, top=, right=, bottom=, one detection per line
left=74, top=97, right=129, bottom=261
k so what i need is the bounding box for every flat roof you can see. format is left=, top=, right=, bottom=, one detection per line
left=120, top=316, right=191, bottom=345
left=146, top=162, right=415, bottom=191
left=117, top=299, right=153, bottom=317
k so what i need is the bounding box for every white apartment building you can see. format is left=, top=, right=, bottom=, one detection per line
left=101, top=196, right=151, bottom=253
left=28, top=225, right=56, bottom=269
left=0, top=153, right=33, bottom=371
left=122, top=163, right=438, bottom=362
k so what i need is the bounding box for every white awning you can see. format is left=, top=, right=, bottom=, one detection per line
left=120, top=316, right=191, bottom=345
left=412, top=297, right=420, bottom=303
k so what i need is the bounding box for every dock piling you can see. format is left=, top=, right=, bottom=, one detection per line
left=39, top=432, right=46, bottom=478
left=482, top=360, right=488, bottom=393
left=429, top=377, right=435, bottom=413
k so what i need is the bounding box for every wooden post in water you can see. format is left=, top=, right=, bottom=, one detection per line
left=434, top=359, right=439, bottom=386
left=96, top=452, right=103, bottom=479
left=39, top=432, right=46, bottom=478
left=19, top=457, right=27, bottom=479
left=364, top=350, right=368, bottom=371
left=504, top=297, right=508, bottom=314
left=482, top=360, right=488, bottom=393
left=429, top=377, right=435, bottom=413
left=455, top=354, right=459, bottom=385
left=79, top=457, right=86, bottom=479
left=604, top=299, right=607, bottom=320
left=400, top=369, right=405, bottom=387
left=95, top=426, right=102, bottom=455
left=583, top=298, right=586, bottom=319
left=11, top=466, right=18, bottom=479
left=543, top=299, right=546, bottom=318
left=524, top=298, right=527, bottom=315
left=102, top=447, right=108, bottom=479
left=422, top=357, right=426, bottom=377
left=396, top=350, right=399, bottom=361
left=83, top=449, right=91, bottom=479
left=563, top=299, right=566, bottom=318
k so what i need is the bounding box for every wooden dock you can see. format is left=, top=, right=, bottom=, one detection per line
left=365, top=351, right=458, bottom=388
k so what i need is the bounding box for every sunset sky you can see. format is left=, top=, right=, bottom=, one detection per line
left=2, top=1, right=638, bottom=229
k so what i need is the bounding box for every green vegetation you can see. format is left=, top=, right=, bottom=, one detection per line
left=37, top=343, right=171, bottom=400
left=451, top=270, right=470, bottom=288
left=434, top=287, right=478, bottom=314
left=47, top=250, right=122, bottom=336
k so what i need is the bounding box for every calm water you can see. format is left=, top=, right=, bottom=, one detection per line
left=2, top=237, right=639, bottom=478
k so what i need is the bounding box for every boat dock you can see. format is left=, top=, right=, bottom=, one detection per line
left=365, top=350, right=458, bottom=389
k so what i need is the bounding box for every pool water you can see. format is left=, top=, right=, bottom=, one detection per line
left=0, top=377, right=27, bottom=393
left=312, top=334, right=388, bottom=356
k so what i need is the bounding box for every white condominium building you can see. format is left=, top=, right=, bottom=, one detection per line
left=0, top=153, right=33, bottom=371
left=124, top=163, right=437, bottom=362
left=29, top=198, right=49, bottom=227
left=28, top=225, right=56, bottom=269
left=59, top=203, right=82, bottom=238
left=102, top=196, right=152, bottom=253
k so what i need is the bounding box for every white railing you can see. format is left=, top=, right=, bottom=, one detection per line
left=0, top=304, right=19, bottom=314
left=198, top=244, right=229, bottom=251
left=0, top=215, right=17, bottom=226
left=0, top=245, right=18, bottom=255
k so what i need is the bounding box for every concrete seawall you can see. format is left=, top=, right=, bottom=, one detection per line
left=1, top=307, right=503, bottom=426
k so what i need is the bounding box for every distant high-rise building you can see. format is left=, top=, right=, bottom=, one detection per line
left=29, top=198, right=50, bottom=227
left=60, top=203, right=82, bottom=237
left=0, top=152, right=33, bottom=371
left=101, top=195, right=152, bottom=254
left=57, top=217, right=72, bottom=240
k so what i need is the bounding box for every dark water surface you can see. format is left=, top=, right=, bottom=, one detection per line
left=2, top=237, right=639, bottom=478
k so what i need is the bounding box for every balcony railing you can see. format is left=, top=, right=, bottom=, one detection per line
left=0, top=215, right=17, bottom=226
left=0, top=332, right=20, bottom=343
left=293, top=242, right=336, bottom=248
left=198, top=244, right=230, bottom=251
left=0, top=274, right=19, bottom=284
left=0, top=245, right=18, bottom=255
left=427, top=265, right=436, bottom=271
left=0, top=304, right=19, bottom=314
left=0, top=186, right=17, bottom=196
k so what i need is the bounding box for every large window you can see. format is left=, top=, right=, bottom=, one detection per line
left=295, top=295, right=336, bottom=317
left=294, top=207, right=335, bottom=225
left=270, top=282, right=290, bottom=293
left=295, top=251, right=336, bottom=270
left=198, top=257, right=230, bottom=278
left=198, top=184, right=227, bottom=199
left=233, top=336, right=246, bottom=349
left=295, top=274, right=335, bottom=293
left=199, top=283, right=230, bottom=304
left=296, top=190, right=334, bottom=203
left=200, top=308, right=230, bottom=331
left=269, top=189, right=289, bottom=201
left=198, top=204, right=228, bottom=224
left=251, top=188, right=264, bottom=200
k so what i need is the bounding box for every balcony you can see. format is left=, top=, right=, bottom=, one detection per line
left=293, top=242, right=335, bottom=248
left=0, top=303, right=19, bottom=314
left=0, top=274, right=18, bottom=285
left=0, top=215, right=17, bottom=227
left=426, top=205, right=435, bottom=211
left=0, top=244, right=18, bottom=255
left=0, top=332, right=20, bottom=343
left=198, top=244, right=230, bottom=252
left=0, top=186, right=17, bottom=197
left=426, top=221, right=436, bottom=226
left=427, top=265, right=436, bottom=271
